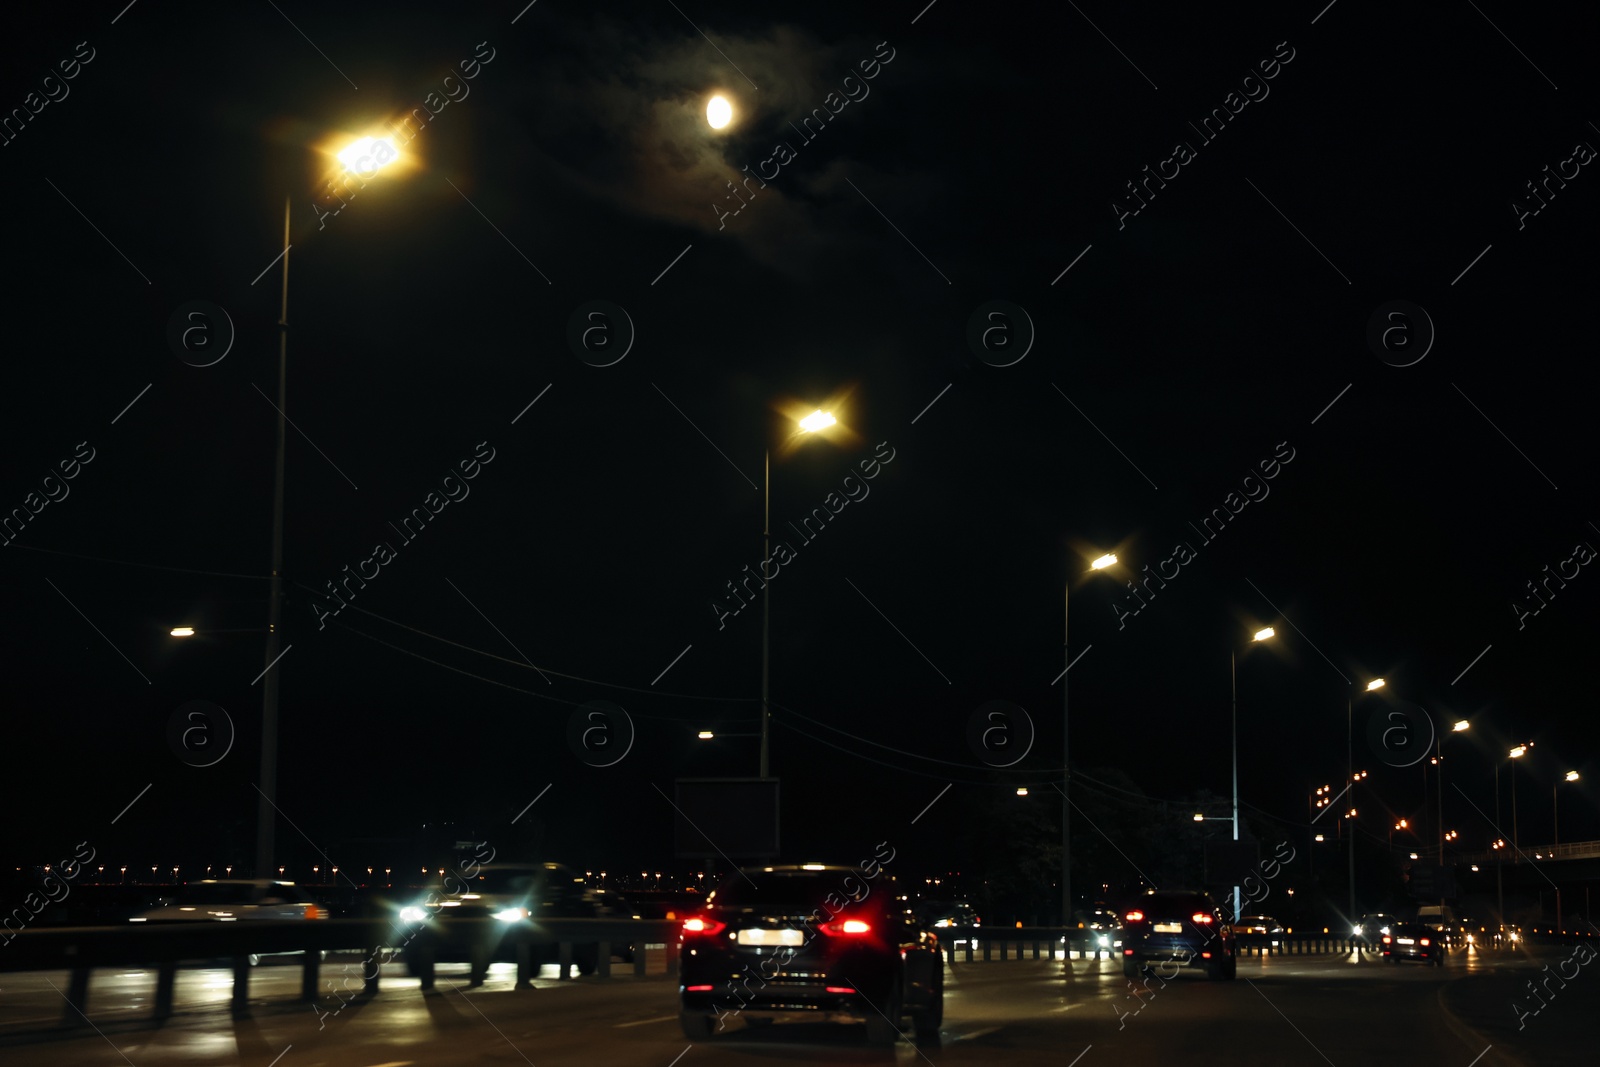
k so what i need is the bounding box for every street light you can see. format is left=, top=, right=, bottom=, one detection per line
left=1555, top=771, right=1580, bottom=932
left=706, top=94, right=733, bottom=130
left=1063, top=550, right=1119, bottom=958
left=760, top=406, right=839, bottom=779
left=1231, top=624, right=1276, bottom=923
left=1555, top=771, right=1581, bottom=846
left=255, top=134, right=404, bottom=880
left=1346, top=680, right=1381, bottom=921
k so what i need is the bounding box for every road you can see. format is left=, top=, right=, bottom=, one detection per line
left=1, top=944, right=1591, bottom=1066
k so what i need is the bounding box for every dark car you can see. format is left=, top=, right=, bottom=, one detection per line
left=916, top=899, right=981, bottom=945
left=678, top=865, right=943, bottom=1046
left=394, top=862, right=614, bottom=976
left=1352, top=913, right=1400, bottom=945
left=1119, top=890, right=1237, bottom=980
left=1380, top=922, right=1444, bottom=966
left=1072, top=905, right=1123, bottom=951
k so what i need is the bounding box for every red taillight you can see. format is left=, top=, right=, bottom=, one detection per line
left=304, top=904, right=323, bottom=920
left=1201, top=952, right=1212, bottom=959
left=685, top=984, right=714, bottom=992
left=1123, top=948, right=1134, bottom=956
left=824, top=986, right=856, bottom=994
left=1381, top=936, right=1392, bottom=944
left=1191, top=912, right=1214, bottom=925
left=1125, top=910, right=1145, bottom=923
left=821, top=919, right=872, bottom=935
left=1420, top=938, right=1431, bottom=946
left=681, top=916, right=726, bottom=936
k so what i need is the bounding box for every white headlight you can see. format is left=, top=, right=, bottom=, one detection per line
left=399, top=906, right=428, bottom=923
left=494, top=907, right=529, bottom=922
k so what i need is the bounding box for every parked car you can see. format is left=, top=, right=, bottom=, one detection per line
left=1120, top=890, right=1237, bottom=980
left=1380, top=922, right=1444, bottom=966
left=394, top=862, right=615, bottom=976
left=678, top=864, right=943, bottom=1046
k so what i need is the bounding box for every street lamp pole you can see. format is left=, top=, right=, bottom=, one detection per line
left=1347, top=695, right=1356, bottom=924
left=255, top=195, right=290, bottom=880
left=1062, top=577, right=1071, bottom=945
left=759, top=448, right=770, bottom=779
left=1231, top=649, right=1239, bottom=924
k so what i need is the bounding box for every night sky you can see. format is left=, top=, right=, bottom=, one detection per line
left=2, top=1, right=1596, bottom=901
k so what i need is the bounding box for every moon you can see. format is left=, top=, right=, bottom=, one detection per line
left=707, top=95, right=732, bottom=129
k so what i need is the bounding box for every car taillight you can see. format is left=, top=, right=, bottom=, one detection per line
left=305, top=904, right=322, bottom=920
left=685, top=984, right=714, bottom=991
left=1124, top=910, right=1145, bottom=923
left=681, top=916, right=726, bottom=936
left=824, top=986, right=856, bottom=994
left=1191, top=912, right=1213, bottom=925
left=821, top=919, right=872, bottom=935
left=1381, top=936, right=1392, bottom=944
left=1420, top=938, right=1430, bottom=946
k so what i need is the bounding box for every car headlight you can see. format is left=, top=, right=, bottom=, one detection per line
left=399, top=906, right=429, bottom=923
left=494, top=907, right=530, bottom=922
left=1096, top=935, right=1109, bottom=947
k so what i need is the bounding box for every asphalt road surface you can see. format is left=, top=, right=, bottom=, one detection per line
left=1, top=945, right=1590, bottom=1066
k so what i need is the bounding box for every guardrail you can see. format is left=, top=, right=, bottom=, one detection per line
left=0, top=917, right=680, bottom=1027
left=942, top=928, right=1364, bottom=962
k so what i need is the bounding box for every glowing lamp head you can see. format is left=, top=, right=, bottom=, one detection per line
left=1366, top=678, right=1386, bottom=691
left=1090, top=553, right=1117, bottom=570
left=707, top=95, right=733, bottom=129
left=336, top=136, right=399, bottom=176
left=1253, top=627, right=1275, bottom=642
left=1510, top=746, right=1527, bottom=759
left=696, top=731, right=714, bottom=739
left=798, top=409, right=836, bottom=433
left=170, top=627, right=195, bottom=637
left=1566, top=771, right=1581, bottom=782
left=1453, top=720, right=1470, bottom=732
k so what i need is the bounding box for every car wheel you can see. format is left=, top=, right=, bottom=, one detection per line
left=1206, top=955, right=1224, bottom=981
left=1122, top=958, right=1141, bottom=980
left=1224, top=954, right=1238, bottom=980
left=864, top=978, right=903, bottom=1047
left=575, top=947, right=599, bottom=977
left=679, top=1011, right=716, bottom=1040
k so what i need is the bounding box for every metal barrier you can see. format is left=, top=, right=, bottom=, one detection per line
left=939, top=927, right=1362, bottom=964
left=0, top=917, right=679, bottom=1027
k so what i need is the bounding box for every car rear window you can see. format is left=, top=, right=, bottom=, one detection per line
left=713, top=871, right=861, bottom=909
left=176, top=884, right=255, bottom=906
left=1136, top=894, right=1212, bottom=916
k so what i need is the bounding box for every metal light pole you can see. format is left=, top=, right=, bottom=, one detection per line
left=1062, top=578, right=1071, bottom=944
left=1231, top=650, right=1239, bottom=924
left=255, top=195, right=290, bottom=880
left=1495, top=762, right=1504, bottom=928
left=1063, top=552, right=1117, bottom=967
left=1230, top=627, right=1275, bottom=925
left=1555, top=771, right=1579, bottom=933
left=1347, top=696, right=1356, bottom=925
left=759, top=448, right=770, bottom=779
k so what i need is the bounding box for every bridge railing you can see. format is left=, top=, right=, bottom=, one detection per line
left=0, top=917, right=680, bottom=1028
left=942, top=927, right=1363, bottom=963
